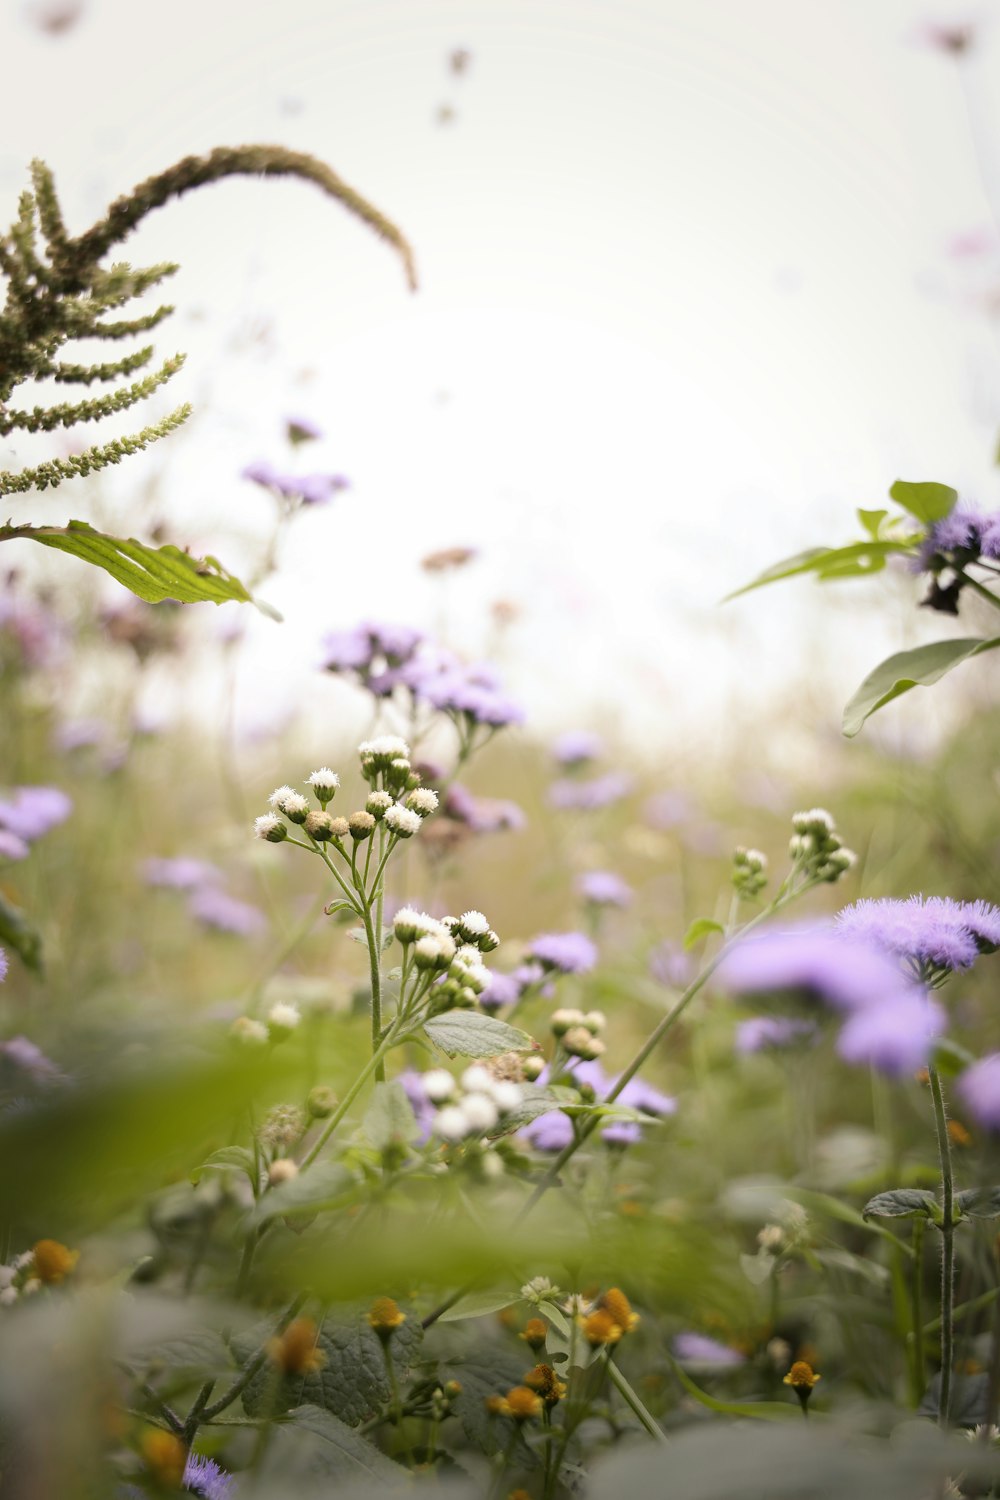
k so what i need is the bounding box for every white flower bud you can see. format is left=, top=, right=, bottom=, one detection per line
left=231, top=1016, right=269, bottom=1046
left=490, top=1080, right=523, bottom=1113
left=423, top=1069, right=457, bottom=1102
left=268, top=1159, right=299, bottom=1186
left=434, top=1105, right=470, bottom=1142
left=384, top=804, right=422, bottom=838
left=254, top=813, right=287, bottom=842
left=460, top=1093, right=499, bottom=1132
left=306, top=768, right=340, bottom=804
left=461, top=1065, right=493, bottom=1093
left=406, top=787, right=439, bottom=818
left=267, top=1002, right=301, bottom=1039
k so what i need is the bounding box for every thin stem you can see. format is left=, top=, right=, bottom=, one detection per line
left=956, top=569, right=1000, bottom=613
left=198, top=1295, right=306, bottom=1426
left=361, top=899, right=385, bottom=1083
left=929, top=1064, right=956, bottom=1427
left=605, top=1356, right=668, bottom=1444
left=299, top=1023, right=404, bottom=1169
left=911, top=1219, right=926, bottom=1406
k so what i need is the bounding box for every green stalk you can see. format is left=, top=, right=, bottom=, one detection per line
left=298, top=1023, right=404, bottom=1169
left=928, top=1065, right=956, bottom=1426
left=360, top=898, right=385, bottom=1082
left=911, top=1219, right=926, bottom=1405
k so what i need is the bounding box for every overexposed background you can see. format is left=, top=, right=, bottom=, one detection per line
left=2, top=0, right=1000, bottom=754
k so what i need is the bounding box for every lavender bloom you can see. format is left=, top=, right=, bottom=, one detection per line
left=673, top=1332, right=746, bottom=1368
left=644, top=790, right=694, bottom=830
left=363, top=621, right=424, bottom=664
left=549, top=772, right=632, bottom=812
left=0, top=1035, right=62, bottom=1085
left=602, top=1121, right=643, bottom=1146
left=715, top=925, right=920, bottom=1013
left=320, top=626, right=374, bottom=672
left=0, top=947, right=7, bottom=982
left=54, top=716, right=106, bottom=752
left=957, top=1053, right=1000, bottom=1131
left=143, top=857, right=224, bottom=891
left=552, top=730, right=604, bottom=767
left=576, top=870, right=633, bottom=908
left=529, top=932, right=598, bottom=975
left=0, top=830, right=29, bottom=862
left=183, top=1452, right=235, bottom=1498
left=478, top=972, right=522, bottom=1011
left=836, top=896, right=1000, bottom=975
left=0, top=786, right=72, bottom=842
left=525, top=1056, right=675, bottom=1151
left=836, top=992, right=947, bottom=1076
left=445, top=783, right=526, bottom=834
left=286, top=414, right=323, bottom=444
left=242, top=460, right=348, bottom=505
left=524, top=1108, right=574, bottom=1151
left=189, top=888, right=266, bottom=937
left=421, top=666, right=524, bottom=728
left=735, top=1017, right=818, bottom=1054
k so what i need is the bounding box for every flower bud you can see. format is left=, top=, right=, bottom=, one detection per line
left=268, top=1158, right=299, bottom=1186
left=267, top=1002, right=301, bottom=1040
left=406, top=788, right=439, bottom=818
left=304, top=810, right=335, bottom=842
left=306, top=767, right=340, bottom=805
left=307, top=1085, right=337, bottom=1118
left=551, top=1008, right=585, bottom=1037
left=281, top=792, right=310, bottom=825
left=254, top=813, right=287, bottom=842
left=563, top=1026, right=605, bottom=1060
left=349, top=811, right=376, bottom=842
left=480, top=928, right=501, bottom=953
left=384, top=804, right=421, bottom=838
left=328, top=816, right=350, bottom=840
left=230, top=1016, right=269, bottom=1046
left=366, top=790, right=394, bottom=820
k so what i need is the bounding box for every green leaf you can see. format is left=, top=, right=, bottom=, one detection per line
left=862, top=1188, right=939, bottom=1222
left=361, top=1082, right=419, bottom=1152
left=193, top=1144, right=258, bottom=1185
left=484, top=1085, right=580, bottom=1138
left=684, top=917, right=724, bottom=950
left=725, top=540, right=907, bottom=601
left=256, top=1404, right=408, bottom=1485
left=0, top=886, right=43, bottom=972
left=254, top=1161, right=355, bottom=1223
left=955, top=1187, right=1000, bottom=1220
left=437, top=1287, right=522, bottom=1322
left=842, top=637, right=1000, bottom=736
left=857, top=507, right=888, bottom=537
left=241, top=1312, right=422, bottom=1426
left=7, top=520, right=258, bottom=609
left=669, top=1359, right=800, bottom=1421
left=889, top=478, right=958, bottom=525
left=423, top=1012, right=535, bottom=1059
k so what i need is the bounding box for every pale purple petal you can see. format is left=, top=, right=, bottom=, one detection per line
left=0, top=786, right=72, bottom=842
left=673, top=1332, right=746, bottom=1367
left=735, top=1017, right=817, bottom=1054
left=0, top=830, right=30, bottom=862
left=189, top=888, right=266, bottom=937
left=143, top=857, right=224, bottom=891
left=957, top=1053, right=1000, bottom=1131
left=576, top=871, right=633, bottom=908
left=836, top=992, right=946, bottom=1075
left=551, top=730, right=604, bottom=766
left=716, top=925, right=916, bottom=1012
left=529, top=932, right=598, bottom=975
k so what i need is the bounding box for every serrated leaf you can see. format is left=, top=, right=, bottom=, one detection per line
left=256, top=1403, right=408, bottom=1485
left=842, top=637, right=1000, bottom=736
left=241, top=1311, right=422, bottom=1425
left=424, top=1012, right=535, bottom=1059
left=437, top=1287, right=522, bottom=1322
left=955, top=1187, right=1000, bottom=1220
left=12, top=520, right=258, bottom=608
left=889, top=478, right=958, bottom=524
left=253, top=1161, right=354, bottom=1223
left=684, top=917, right=724, bottom=951
left=862, top=1188, right=939, bottom=1222
left=362, top=1082, right=419, bottom=1152
left=0, top=886, right=43, bottom=972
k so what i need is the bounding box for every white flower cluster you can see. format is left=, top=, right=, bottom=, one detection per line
left=789, top=808, right=856, bottom=884
left=551, top=1007, right=606, bottom=1060
left=0, top=1252, right=37, bottom=1309
left=424, top=1064, right=523, bottom=1142
left=253, top=757, right=439, bottom=849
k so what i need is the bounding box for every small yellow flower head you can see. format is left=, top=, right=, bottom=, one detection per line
left=502, top=1385, right=544, bottom=1421
left=484, top=1394, right=508, bottom=1416
left=520, top=1316, right=549, bottom=1350
left=367, top=1297, right=407, bottom=1336
left=580, top=1308, right=624, bottom=1347
left=948, top=1119, right=972, bottom=1148
left=509, top=1491, right=533, bottom=1500
left=140, top=1428, right=185, bottom=1488
left=268, top=1317, right=326, bottom=1375
left=31, top=1239, right=79, bottom=1284
left=784, top=1360, right=821, bottom=1389
left=523, top=1362, right=567, bottom=1407
left=598, top=1287, right=640, bottom=1334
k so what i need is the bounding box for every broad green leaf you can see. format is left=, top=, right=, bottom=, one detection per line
left=6, top=519, right=262, bottom=610
left=361, top=1082, right=419, bottom=1152
left=842, top=637, right=1000, bottom=736
left=485, top=1084, right=579, bottom=1138
left=684, top=917, right=724, bottom=950
left=669, top=1359, right=800, bottom=1422
left=857, top=507, right=888, bottom=537
left=437, top=1286, right=522, bottom=1322
left=0, top=886, right=43, bottom=972
left=862, top=1188, right=939, bottom=1222
left=423, top=1012, right=535, bottom=1058
left=255, top=1403, right=408, bottom=1485
left=889, top=478, right=958, bottom=525
left=253, top=1161, right=355, bottom=1223
left=725, top=540, right=907, bottom=601
left=955, top=1187, right=1000, bottom=1220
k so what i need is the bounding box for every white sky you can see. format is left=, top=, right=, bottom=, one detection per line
left=2, top=0, right=1000, bottom=751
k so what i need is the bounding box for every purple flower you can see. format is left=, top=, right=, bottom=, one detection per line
left=529, top=932, right=598, bottom=975
left=242, top=460, right=348, bottom=506
left=643, top=790, right=695, bottom=830
left=836, top=992, right=947, bottom=1076
left=525, top=1056, right=675, bottom=1151
left=549, top=772, right=632, bottom=812
left=673, top=1332, right=746, bottom=1368
left=735, top=1017, right=817, bottom=1054
left=551, top=730, right=604, bottom=767
left=601, top=1121, right=643, bottom=1146
left=649, top=941, right=693, bottom=989
left=54, top=716, right=106, bottom=752
left=0, top=947, right=7, bottom=982
left=320, top=626, right=374, bottom=672
left=0, top=1035, right=62, bottom=1085
left=0, top=786, right=72, bottom=842
left=444, top=783, right=526, bottom=834
left=576, top=870, right=632, bottom=908
left=523, top=1108, right=574, bottom=1151
left=478, top=971, right=522, bottom=1011
left=183, top=1452, right=235, bottom=1498
left=716, top=925, right=916, bottom=1012
left=143, top=857, right=224, bottom=891
left=189, top=888, right=266, bottom=937
left=362, top=621, right=424, bottom=664
left=0, top=830, right=29, bottom=862
left=836, top=896, right=1000, bottom=975
left=957, top=1053, right=1000, bottom=1131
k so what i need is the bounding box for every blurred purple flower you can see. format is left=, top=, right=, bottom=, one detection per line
left=836, top=896, right=1000, bottom=974
left=321, top=626, right=374, bottom=672
left=673, top=1332, right=746, bottom=1368
left=445, top=783, right=526, bottom=834
left=529, top=931, right=598, bottom=975
left=525, top=1056, right=674, bottom=1151
left=0, top=947, right=7, bottom=982
left=716, top=925, right=919, bottom=1013
left=649, top=940, right=693, bottom=989
left=396, top=1070, right=437, bottom=1144
left=183, top=1452, right=235, bottom=1498
left=0, top=1035, right=62, bottom=1085
left=643, top=789, right=695, bottom=829
left=242, top=460, right=348, bottom=506
left=576, top=870, right=632, bottom=908
left=0, top=786, right=72, bottom=842
left=836, top=992, right=947, bottom=1076
left=0, top=830, right=29, bottom=862
left=551, top=730, right=604, bottom=766
left=735, top=1017, right=817, bottom=1054
left=601, top=1121, right=643, bottom=1146
left=524, top=1108, right=574, bottom=1151
left=189, top=887, right=266, bottom=937
left=143, top=857, right=225, bottom=891
left=957, top=1053, right=1000, bottom=1130
left=54, top=717, right=106, bottom=752
left=549, top=772, right=632, bottom=812
left=478, top=972, right=522, bottom=1011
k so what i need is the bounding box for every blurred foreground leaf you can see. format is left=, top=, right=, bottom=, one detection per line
left=725, top=539, right=909, bottom=601
left=254, top=1404, right=408, bottom=1486
left=0, top=885, right=43, bottom=972
left=239, top=1311, right=422, bottom=1424
left=842, top=636, right=1000, bottom=736
left=888, top=478, right=958, bottom=525
left=424, top=1012, right=535, bottom=1058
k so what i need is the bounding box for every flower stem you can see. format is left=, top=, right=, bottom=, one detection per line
left=299, top=1023, right=403, bottom=1169
left=911, top=1217, right=926, bottom=1406
left=928, top=1064, right=956, bottom=1427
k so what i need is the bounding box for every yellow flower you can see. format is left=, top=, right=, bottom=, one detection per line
left=268, top=1317, right=326, bottom=1374
left=598, top=1287, right=640, bottom=1334
left=519, top=1317, right=548, bottom=1350
left=367, top=1297, right=407, bottom=1335
left=502, top=1385, right=543, bottom=1421
left=783, top=1361, right=821, bottom=1389
left=580, top=1308, right=624, bottom=1347
left=31, top=1239, right=79, bottom=1284
left=140, top=1428, right=185, bottom=1488
left=523, top=1362, right=567, bottom=1407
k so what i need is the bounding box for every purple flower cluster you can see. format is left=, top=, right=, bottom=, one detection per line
left=321, top=623, right=523, bottom=730
left=0, top=785, right=72, bottom=860
left=672, top=1332, right=746, bottom=1368
left=735, top=1016, right=817, bottom=1054
left=576, top=870, right=633, bottom=908
left=144, top=855, right=265, bottom=937
left=242, top=459, right=349, bottom=506
left=551, top=730, right=605, bottom=767
left=836, top=896, right=1000, bottom=977
left=548, top=771, right=632, bottom=812
left=443, top=783, right=526, bottom=835
left=716, top=924, right=946, bottom=1075
left=0, top=947, right=7, bottom=983
left=524, top=1057, right=675, bottom=1151
left=183, top=1453, right=235, bottom=1498
left=528, top=931, right=598, bottom=975
left=0, top=1035, right=63, bottom=1086
left=143, top=857, right=225, bottom=891
left=925, top=506, right=1000, bottom=560
left=958, top=1053, right=1000, bottom=1131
